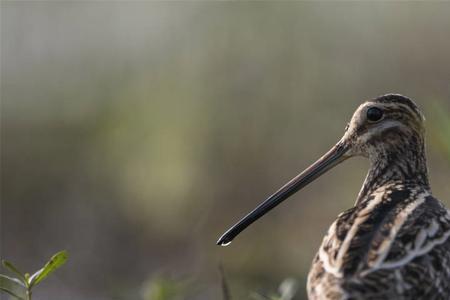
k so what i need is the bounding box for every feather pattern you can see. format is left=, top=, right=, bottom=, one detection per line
left=307, top=95, right=450, bottom=299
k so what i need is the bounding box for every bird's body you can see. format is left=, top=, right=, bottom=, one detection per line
left=307, top=183, right=450, bottom=299
left=218, top=94, right=450, bottom=299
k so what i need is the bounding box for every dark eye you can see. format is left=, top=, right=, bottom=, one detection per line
left=367, top=107, right=384, bottom=122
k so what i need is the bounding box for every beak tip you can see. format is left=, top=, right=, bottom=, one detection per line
left=217, top=235, right=232, bottom=247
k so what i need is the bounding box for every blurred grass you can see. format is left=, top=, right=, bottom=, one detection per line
left=2, top=2, right=450, bottom=300
left=141, top=276, right=190, bottom=300
left=140, top=275, right=299, bottom=300
left=429, top=102, right=450, bottom=162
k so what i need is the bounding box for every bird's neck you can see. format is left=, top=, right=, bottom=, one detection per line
left=356, top=137, right=429, bottom=204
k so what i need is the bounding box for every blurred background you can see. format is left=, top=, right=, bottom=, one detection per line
left=1, top=2, right=450, bottom=300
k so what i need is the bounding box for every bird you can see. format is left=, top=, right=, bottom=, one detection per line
left=217, top=94, right=450, bottom=299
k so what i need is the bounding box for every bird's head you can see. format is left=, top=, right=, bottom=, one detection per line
left=340, top=94, right=425, bottom=159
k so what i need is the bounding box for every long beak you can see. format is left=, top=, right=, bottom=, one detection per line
left=217, top=142, right=350, bottom=246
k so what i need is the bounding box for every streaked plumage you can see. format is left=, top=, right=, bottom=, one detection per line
left=307, top=95, right=450, bottom=299
left=218, top=94, right=450, bottom=299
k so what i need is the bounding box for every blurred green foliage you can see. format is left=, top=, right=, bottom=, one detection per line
left=140, top=274, right=298, bottom=300
left=430, top=102, right=450, bottom=162
left=251, top=278, right=299, bottom=300
left=2, top=2, right=450, bottom=300
left=141, top=276, right=188, bottom=300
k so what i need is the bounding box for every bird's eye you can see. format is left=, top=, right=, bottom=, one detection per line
left=367, top=107, right=384, bottom=122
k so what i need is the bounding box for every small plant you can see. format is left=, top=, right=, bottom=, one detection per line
left=0, top=250, right=68, bottom=300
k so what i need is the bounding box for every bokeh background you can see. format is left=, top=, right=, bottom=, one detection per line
left=2, top=2, right=450, bottom=300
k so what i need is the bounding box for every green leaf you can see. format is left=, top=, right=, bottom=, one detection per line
left=29, top=250, right=68, bottom=288
left=2, top=260, right=27, bottom=286
left=0, top=274, right=27, bottom=300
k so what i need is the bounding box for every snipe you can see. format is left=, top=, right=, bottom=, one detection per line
left=217, top=94, right=450, bottom=299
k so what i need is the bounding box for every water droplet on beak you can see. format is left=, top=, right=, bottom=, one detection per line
left=220, top=241, right=232, bottom=247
